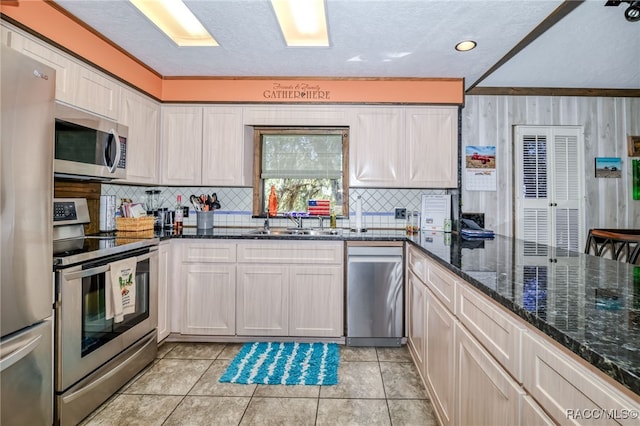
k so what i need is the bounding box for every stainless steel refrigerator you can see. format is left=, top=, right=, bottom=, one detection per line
left=1, top=44, right=55, bottom=425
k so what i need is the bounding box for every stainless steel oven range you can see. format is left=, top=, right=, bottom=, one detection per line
left=53, top=198, right=158, bottom=426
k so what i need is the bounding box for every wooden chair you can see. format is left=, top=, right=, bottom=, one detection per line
left=584, top=229, right=640, bottom=264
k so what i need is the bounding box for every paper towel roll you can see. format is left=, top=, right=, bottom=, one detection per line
left=355, top=196, right=363, bottom=231
left=100, top=195, right=116, bottom=232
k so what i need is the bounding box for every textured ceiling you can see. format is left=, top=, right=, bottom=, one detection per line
left=54, top=0, right=640, bottom=91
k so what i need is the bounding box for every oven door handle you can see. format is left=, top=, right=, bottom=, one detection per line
left=62, top=247, right=157, bottom=280
left=134, top=248, right=157, bottom=262
left=63, top=265, right=110, bottom=281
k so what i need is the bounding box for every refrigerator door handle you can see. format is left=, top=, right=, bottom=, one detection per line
left=0, top=333, right=42, bottom=373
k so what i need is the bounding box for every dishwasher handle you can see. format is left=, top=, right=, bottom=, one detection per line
left=348, top=256, right=402, bottom=264
left=347, top=246, right=403, bottom=257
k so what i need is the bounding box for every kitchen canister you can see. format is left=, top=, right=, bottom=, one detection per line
left=99, top=195, right=117, bottom=232
left=196, top=211, right=214, bottom=230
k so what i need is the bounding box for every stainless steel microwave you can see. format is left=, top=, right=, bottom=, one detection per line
left=54, top=103, right=127, bottom=180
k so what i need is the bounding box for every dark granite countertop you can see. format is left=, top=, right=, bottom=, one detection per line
left=159, top=227, right=409, bottom=241
left=407, top=232, right=640, bottom=397
left=157, top=227, right=640, bottom=396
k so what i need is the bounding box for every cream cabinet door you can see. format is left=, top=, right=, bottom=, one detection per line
left=181, top=263, right=236, bottom=335
left=456, top=284, right=525, bottom=381
left=521, top=395, right=556, bottom=426
left=425, top=287, right=455, bottom=426
left=349, top=107, right=403, bottom=187
left=72, top=63, right=120, bottom=120
left=522, top=332, right=640, bottom=426
left=157, top=242, right=171, bottom=342
left=455, top=323, right=525, bottom=426
left=289, top=265, right=343, bottom=337
left=202, top=106, right=246, bottom=186
left=407, top=271, right=426, bottom=375
left=405, top=107, right=458, bottom=188
left=236, top=264, right=289, bottom=336
left=2, top=24, right=74, bottom=104
left=160, top=106, right=203, bottom=185
left=118, top=87, right=160, bottom=184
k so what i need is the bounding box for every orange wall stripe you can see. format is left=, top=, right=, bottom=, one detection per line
left=3, top=1, right=463, bottom=105
left=162, top=78, right=464, bottom=104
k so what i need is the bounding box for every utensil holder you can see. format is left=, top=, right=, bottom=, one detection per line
left=196, top=211, right=214, bottom=229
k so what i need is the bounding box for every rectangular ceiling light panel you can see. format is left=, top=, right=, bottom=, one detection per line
left=271, top=0, right=329, bottom=47
left=130, top=0, right=218, bottom=46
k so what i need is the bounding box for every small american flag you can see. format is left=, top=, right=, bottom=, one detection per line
left=307, top=199, right=330, bottom=216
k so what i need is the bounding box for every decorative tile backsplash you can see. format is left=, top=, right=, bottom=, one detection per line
left=102, top=184, right=445, bottom=229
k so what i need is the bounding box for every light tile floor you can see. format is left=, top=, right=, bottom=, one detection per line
left=80, top=342, right=438, bottom=426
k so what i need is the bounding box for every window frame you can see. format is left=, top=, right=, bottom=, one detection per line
left=252, top=126, right=349, bottom=217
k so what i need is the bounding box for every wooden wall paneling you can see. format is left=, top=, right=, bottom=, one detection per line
left=54, top=180, right=102, bottom=234
left=579, top=98, right=599, bottom=229
left=462, top=95, right=640, bottom=239
left=496, top=96, right=513, bottom=238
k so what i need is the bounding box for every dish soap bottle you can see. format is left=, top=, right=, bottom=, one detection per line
left=268, top=185, right=278, bottom=217
left=330, top=207, right=337, bottom=228
left=174, top=195, right=183, bottom=229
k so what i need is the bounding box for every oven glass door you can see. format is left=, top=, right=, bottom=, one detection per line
left=56, top=247, right=157, bottom=392
left=81, top=256, right=149, bottom=357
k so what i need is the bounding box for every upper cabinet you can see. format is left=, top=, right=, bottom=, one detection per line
left=118, top=87, right=160, bottom=184
left=161, top=105, right=249, bottom=186
left=349, top=106, right=458, bottom=188
left=2, top=23, right=120, bottom=120
left=202, top=106, right=248, bottom=186
left=349, top=107, right=404, bottom=187
left=72, top=64, right=120, bottom=120
left=406, top=107, right=458, bottom=188
left=160, top=106, right=203, bottom=186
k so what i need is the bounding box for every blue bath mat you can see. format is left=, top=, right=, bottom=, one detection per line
left=219, top=342, right=339, bottom=385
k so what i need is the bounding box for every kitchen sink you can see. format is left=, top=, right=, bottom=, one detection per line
left=244, top=228, right=341, bottom=237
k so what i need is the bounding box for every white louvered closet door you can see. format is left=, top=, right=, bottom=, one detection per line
left=515, top=126, right=584, bottom=252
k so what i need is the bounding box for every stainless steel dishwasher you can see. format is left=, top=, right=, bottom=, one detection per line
left=346, top=244, right=404, bottom=346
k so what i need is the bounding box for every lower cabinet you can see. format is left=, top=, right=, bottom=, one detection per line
left=157, top=241, right=171, bottom=342
left=236, top=264, right=289, bottom=336
left=455, top=322, right=524, bottom=426
left=176, top=241, right=237, bottom=336
left=236, top=241, right=344, bottom=338
left=181, top=263, right=236, bottom=335
left=171, top=240, right=344, bottom=338
left=521, top=395, right=556, bottom=426
left=289, top=265, right=343, bottom=337
left=407, top=242, right=640, bottom=426
left=407, top=270, right=426, bottom=373
left=522, top=331, right=640, bottom=426
left=424, top=287, right=455, bottom=426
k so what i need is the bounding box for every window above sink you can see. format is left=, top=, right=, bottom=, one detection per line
left=252, top=127, right=349, bottom=218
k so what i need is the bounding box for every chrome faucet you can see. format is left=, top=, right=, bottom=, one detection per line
left=287, top=212, right=304, bottom=228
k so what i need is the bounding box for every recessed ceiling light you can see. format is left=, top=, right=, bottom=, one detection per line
left=271, top=0, right=329, bottom=47
left=130, top=0, right=218, bottom=46
left=455, top=40, right=477, bottom=52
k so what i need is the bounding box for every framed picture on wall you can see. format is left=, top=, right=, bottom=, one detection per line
left=595, top=157, right=622, bottom=178
left=628, top=135, right=640, bottom=157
